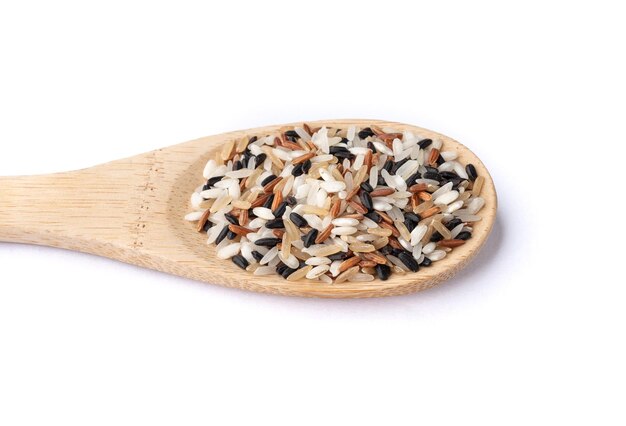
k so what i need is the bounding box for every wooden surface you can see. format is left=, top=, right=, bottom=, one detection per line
left=0, top=120, right=497, bottom=298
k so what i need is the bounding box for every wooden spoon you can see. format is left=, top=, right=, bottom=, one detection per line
left=0, top=120, right=497, bottom=298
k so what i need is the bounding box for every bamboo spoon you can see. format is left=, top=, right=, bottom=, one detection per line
left=0, top=120, right=497, bottom=298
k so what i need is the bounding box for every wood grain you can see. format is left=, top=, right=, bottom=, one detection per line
left=0, top=120, right=497, bottom=298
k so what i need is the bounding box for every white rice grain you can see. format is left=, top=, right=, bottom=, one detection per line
left=226, top=168, right=255, bottom=179
left=320, top=180, right=346, bottom=193
left=318, top=274, right=333, bottom=284
left=252, top=207, right=275, bottom=220
left=217, top=243, right=241, bottom=259
left=294, top=127, right=311, bottom=141
left=329, top=260, right=342, bottom=277
left=306, top=265, right=330, bottom=279
left=248, top=217, right=267, bottom=228
left=392, top=138, right=403, bottom=158
left=412, top=242, right=423, bottom=260
left=206, top=223, right=225, bottom=244
left=422, top=242, right=436, bottom=255
left=450, top=223, right=465, bottom=239
left=347, top=126, right=356, bottom=142
left=373, top=141, right=393, bottom=155
left=467, top=197, right=485, bottom=214
left=184, top=211, right=204, bottom=221
left=438, top=161, right=457, bottom=173
left=435, top=190, right=459, bottom=205
left=303, top=214, right=324, bottom=230
left=349, top=147, right=370, bottom=155
left=332, top=226, right=358, bottom=236
left=369, top=165, right=379, bottom=189
left=453, top=162, right=469, bottom=179
left=440, top=151, right=457, bottom=161
left=429, top=250, right=447, bottom=261
left=372, top=200, right=392, bottom=211
left=431, top=182, right=453, bottom=199
left=332, top=218, right=359, bottom=227
left=305, top=257, right=332, bottom=266
left=190, top=192, right=204, bottom=209
left=254, top=266, right=276, bottom=276
left=279, top=252, right=299, bottom=269
left=200, top=188, right=224, bottom=199
left=396, top=160, right=418, bottom=179
left=446, top=200, right=464, bottom=213
left=260, top=247, right=279, bottom=265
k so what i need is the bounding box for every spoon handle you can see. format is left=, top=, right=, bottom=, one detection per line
left=0, top=165, right=140, bottom=251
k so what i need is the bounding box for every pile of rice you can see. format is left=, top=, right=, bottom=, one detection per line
left=185, top=124, right=485, bottom=283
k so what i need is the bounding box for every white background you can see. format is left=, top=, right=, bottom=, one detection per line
left=1, top=1, right=624, bottom=425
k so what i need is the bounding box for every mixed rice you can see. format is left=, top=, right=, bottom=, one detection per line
left=185, top=124, right=485, bottom=283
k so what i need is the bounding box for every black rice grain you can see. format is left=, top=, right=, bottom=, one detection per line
left=328, top=252, right=348, bottom=261
left=292, top=162, right=305, bottom=177
left=360, top=181, right=373, bottom=192
left=440, top=171, right=459, bottom=180
left=289, top=212, right=307, bottom=227
left=329, top=146, right=350, bottom=155
left=375, top=264, right=392, bottom=281
left=272, top=201, right=288, bottom=218
left=417, top=138, right=432, bottom=149
left=358, top=127, right=375, bottom=139
left=215, top=226, right=229, bottom=245
left=224, top=213, right=239, bottom=225
left=232, top=255, right=249, bottom=270
left=430, top=232, right=444, bottom=242
left=456, top=231, right=472, bottom=240
left=398, top=251, right=419, bottom=272
left=466, top=164, right=478, bottom=181
left=251, top=250, right=264, bottom=262
left=360, top=191, right=373, bottom=211
left=423, top=171, right=441, bottom=181
left=404, top=212, right=421, bottom=223
left=446, top=218, right=463, bottom=230
left=405, top=171, right=421, bottom=187
left=263, top=194, right=275, bottom=209
left=379, top=245, right=393, bottom=255
left=275, top=263, right=288, bottom=275
left=280, top=267, right=296, bottom=279
left=302, top=228, right=319, bottom=248
left=205, top=175, right=224, bottom=189
left=261, top=174, right=277, bottom=186
left=365, top=211, right=382, bottom=223
left=254, top=153, right=267, bottom=168
left=265, top=218, right=285, bottom=229
left=255, top=238, right=282, bottom=247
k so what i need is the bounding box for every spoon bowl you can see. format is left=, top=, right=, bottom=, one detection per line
left=0, top=120, right=497, bottom=297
